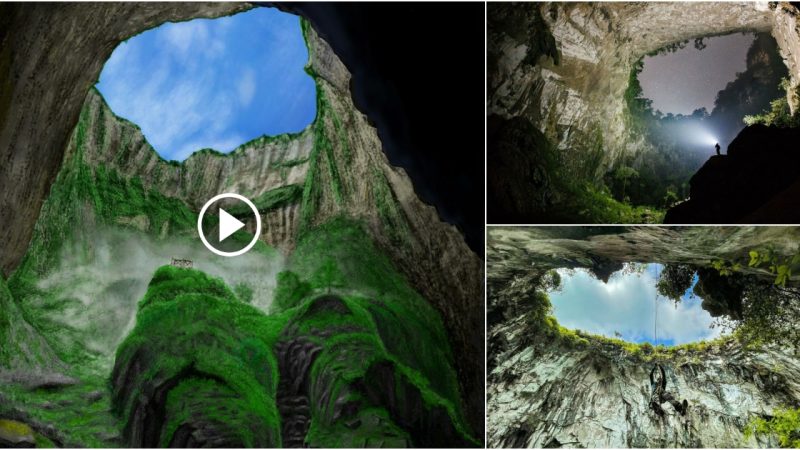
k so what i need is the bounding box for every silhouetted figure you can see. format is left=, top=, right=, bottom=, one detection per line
left=715, top=142, right=721, bottom=156
left=649, top=364, right=688, bottom=417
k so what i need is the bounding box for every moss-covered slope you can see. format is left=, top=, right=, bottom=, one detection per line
left=113, top=255, right=478, bottom=447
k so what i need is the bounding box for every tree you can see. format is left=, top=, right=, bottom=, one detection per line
left=612, top=166, right=639, bottom=202
left=541, top=270, right=562, bottom=292
left=656, top=264, right=696, bottom=301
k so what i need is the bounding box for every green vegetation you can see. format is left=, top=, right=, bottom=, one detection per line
left=114, top=233, right=477, bottom=447
left=271, top=270, right=311, bottom=313
left=745, top=407, right=800, bottom=447
left=371, top=168, right=410, bottom=243
left=2, top=21, right=475, bottom=447
left=656, top=264, right=695, bottom=301
left=226, top=184, right=303, bottom=216
left=748, top=248, right=800, bottom=287
left=744, top=78, right=800, bottom=128
left=113, top=266, right=283, bottom=447
left=282, top=217, right=477, bottom=445
left=0, top=372, right=119, bottom=448
left=515, top=268, right=734, bottom=361
left=620, top=57, right=707, bottom=207
left=300, top=84, right=346, bottom=228
left=556, top=182, right=664, bottom=224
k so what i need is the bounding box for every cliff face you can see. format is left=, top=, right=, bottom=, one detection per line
left=0, top=2, right=251, bottom=277
left=665, top=124, right=800, bottom=224
left=73, top=89, right=313, bottom=252
left=487, top=2, right=800, bottom=181
left=0, top=6, right=483, bottom=441
left=487, top=226, right=800, bottom=448
left=489, top=317, right=799, bottom=448
left=58, top=22, right=483, bottom=430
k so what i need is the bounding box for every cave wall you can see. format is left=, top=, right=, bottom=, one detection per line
left=487, top=226, right=800, bottom=447
left=488, top=2, right=800, bottom=180
left=488, top=314, right=799, bottom=448
left=487, top=226, right=800, bottom=288
left=0, top=2, right=250, bottom=278
left=0, top=3, right=484, bottom=436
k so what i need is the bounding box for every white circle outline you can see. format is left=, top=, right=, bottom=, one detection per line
left=197, top=193, right=262, bottom=257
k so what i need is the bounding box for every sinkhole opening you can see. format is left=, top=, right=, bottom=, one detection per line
left=613, top=31, right=788, bottom=208
left=545, top=263, right=734, bottom=347
left=95, top=6, right=317, bottom=162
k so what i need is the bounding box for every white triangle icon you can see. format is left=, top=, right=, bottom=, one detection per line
left=219, top=208, right=245, bottom=242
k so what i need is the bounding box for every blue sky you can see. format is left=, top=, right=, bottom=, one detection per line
left=549, top=264, right=723, bottom=345
left=96, top=7, right=316, bottom=161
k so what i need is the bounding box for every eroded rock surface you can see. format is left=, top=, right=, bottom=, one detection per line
left=0, top=2, right=250, bottom=277
left=488, top=2, right=800, bottom=185
left=0, top=6, right=483, bottom=436
left=487, top=226, right=800, bottom=448
left=488, top=315, right=798, bottom=448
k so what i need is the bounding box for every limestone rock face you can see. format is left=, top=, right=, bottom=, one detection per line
left=488, top=316, right=798, bottom=448
left=0, top=2, right=251, bottom=277
left=487, top=226, right=800, bottom=287
left=487, top=226, right=800, bottom=448
left=487, top=2, right=800, bottom=180
left=71, top=89, right=312, bottom=253
left=4, top=8, right=483, bottom=435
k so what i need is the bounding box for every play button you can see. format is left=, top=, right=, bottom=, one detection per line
left=197, top=193, right=261, bottom=257
left=218, top=208, right=245, bottom=241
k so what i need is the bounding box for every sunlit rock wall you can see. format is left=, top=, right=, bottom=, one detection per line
left=487, top=226, right=800, bottom=448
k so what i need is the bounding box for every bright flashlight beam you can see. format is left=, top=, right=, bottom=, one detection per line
left=698, top=131, right=718, bottom=146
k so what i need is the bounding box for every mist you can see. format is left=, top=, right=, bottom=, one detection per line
left=33, top=226, right=283, bottom=360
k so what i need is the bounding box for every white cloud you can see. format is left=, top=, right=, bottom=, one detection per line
left=237, top=69, right=256, bottom=106
left=163, top=20, right=208, bottom=57
left=550, top=267, right=724, bottom=345
left=96, top=7, right=315, bottom=162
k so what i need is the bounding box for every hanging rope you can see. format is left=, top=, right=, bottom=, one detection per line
left=654, top=265, right=659, bottom=345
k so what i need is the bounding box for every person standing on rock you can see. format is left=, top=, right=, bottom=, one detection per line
left=649, top=363, right=688, bottom=417
left=715, top=142, right=721, bottom=156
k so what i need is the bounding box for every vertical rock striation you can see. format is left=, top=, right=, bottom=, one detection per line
left=489, top=317, right=800, bottom=448
left=487, top=226, right=800, bottom=448
left=0, top=2, right=251, bottom=277
left=1, top=7, right=484, bottom=437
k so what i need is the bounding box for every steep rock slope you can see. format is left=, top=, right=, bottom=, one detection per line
left=73, top=89, right=312, bottom=252
left=0, top=2, right=251, bottom=277
left=489, top=315, right=798, bottom=448
left=1, top=12, right=484, bottom=442
left=665, top=124, right=800, bottom=223
left=487, top=2, right=800, bottom=181
left=487, top=226, right=800, bottom=448
left=55, top=22, right=483, bottom=431
left=110, top=254, right=477, bottom=446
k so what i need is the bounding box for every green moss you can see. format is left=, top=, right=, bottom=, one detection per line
left=226, top=184, right=303, bottom=216
left=272, top=271, right=312, bottom=313
left=372, top=168, right=409, bottom=244
left=300, top=84, right=346, bottom=228
left=286, top=217, right=475, bottom=443
left=305, top=406, right=411, bottom=448
left=745, top=407, right=800, bottom=447
left=113, top=266, right=284, bottom=447
left=0, top=371, right=120, bottom=448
